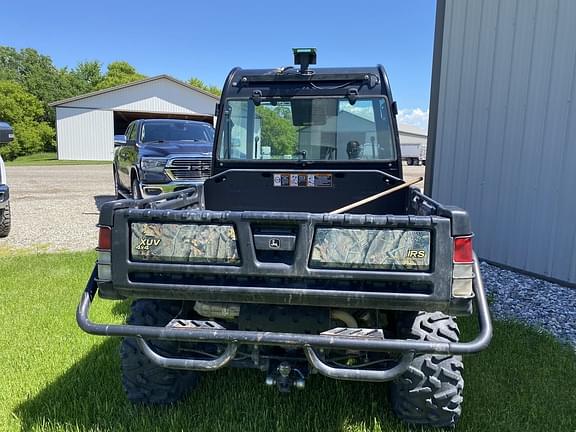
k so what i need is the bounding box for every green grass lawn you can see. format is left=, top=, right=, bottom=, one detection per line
left=0, top=252, right=574, bottom=432
left=5, top=152, right=110, bottom=166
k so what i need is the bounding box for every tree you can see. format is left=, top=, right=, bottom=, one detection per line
left=96, top=61, right=145, bottom=90
left=256, top=106, right=297, bottom=156
left=0, top=80, right=55, bottom=160
left=188, top=76, right=221, bottom=96
left=0, top=46, right=77, bottom=124
left=67, top=61, right=103, bottom=94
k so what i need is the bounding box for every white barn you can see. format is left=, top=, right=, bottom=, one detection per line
left=51, top=75, right=219, bottom=161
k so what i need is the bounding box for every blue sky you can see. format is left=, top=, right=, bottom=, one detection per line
left=0, top=1, right=436, bottom=128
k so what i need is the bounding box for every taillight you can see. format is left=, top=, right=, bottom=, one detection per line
left=452, top=236, right=474, bottom=298
left=98, top=226, right=111, bottom=250
left=453, top=236, right=473, bottom=263
left=97, top=226, right=112, bottom=281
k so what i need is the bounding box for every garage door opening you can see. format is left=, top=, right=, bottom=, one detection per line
left=113, top=111, right=214, bottom=135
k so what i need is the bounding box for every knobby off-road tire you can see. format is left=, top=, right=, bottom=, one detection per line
left=120, top=299, right=200, bottom=405
left=0, top=203, right=12, bottom=237
left=390, top=312, right=464, bottom=428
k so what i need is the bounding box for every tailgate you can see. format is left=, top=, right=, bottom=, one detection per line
left=100, top=209, right=462, bottom=313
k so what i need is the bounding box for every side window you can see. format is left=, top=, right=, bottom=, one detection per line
left=127, top=123, right=138, bottom=142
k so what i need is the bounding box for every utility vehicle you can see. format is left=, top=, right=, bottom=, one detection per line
left=77, top=49, right=492, bottom=428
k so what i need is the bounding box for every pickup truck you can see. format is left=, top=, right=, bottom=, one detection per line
left=0, top=121, right=14, bottom=237
left=113, top=118, right=214, bottom=199
left=77, top=49, right=492, bottom=428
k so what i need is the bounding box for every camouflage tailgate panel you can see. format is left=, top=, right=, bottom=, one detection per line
left=131, top=223, right=240, bottom=265
left=310, top=228, right=431, bottom=271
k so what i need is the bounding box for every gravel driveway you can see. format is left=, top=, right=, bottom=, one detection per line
left=0, top=165, right=114, bottom=252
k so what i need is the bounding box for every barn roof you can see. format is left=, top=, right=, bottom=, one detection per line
left=50, top=74, right=220, bottom=107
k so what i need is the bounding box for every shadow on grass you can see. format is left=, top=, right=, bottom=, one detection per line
left=15, top=318, right=576, bottom=432
left=14, top=338, right=405, bottom=432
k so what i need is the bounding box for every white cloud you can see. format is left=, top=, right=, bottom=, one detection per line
left=398, top=108, right=429, bottom=130
left=344, top=106, right=372, bottom=121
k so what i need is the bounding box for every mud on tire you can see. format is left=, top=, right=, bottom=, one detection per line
left=120, top=299, right=200, bottom=405
left=390, top=311, right=464, bottom=428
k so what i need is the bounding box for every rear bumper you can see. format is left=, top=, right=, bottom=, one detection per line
left=0, top=184, right=9, bottom=209
left=77, top=256, right=492, bottom=356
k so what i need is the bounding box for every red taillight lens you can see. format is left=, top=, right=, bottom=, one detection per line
left=453, top=236, right=473, bottom=263
left=98, top=226, right=111, bottom=250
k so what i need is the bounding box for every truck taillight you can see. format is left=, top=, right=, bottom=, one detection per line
left=97, top=226, right=112, bottom=281
left=452, top=236, right=474, bottom=298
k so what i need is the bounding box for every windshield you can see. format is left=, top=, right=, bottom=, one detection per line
left=217, top=97, right=395, bottom=161
left=141, top=121, right=214, bottom=143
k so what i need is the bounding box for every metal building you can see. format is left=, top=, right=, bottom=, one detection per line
left=51, top=75, right=219, bottom=161
left=427, top=0, right=576, bottom=285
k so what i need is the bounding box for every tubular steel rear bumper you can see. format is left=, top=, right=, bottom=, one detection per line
left=77, top=256, right=492, bottom=381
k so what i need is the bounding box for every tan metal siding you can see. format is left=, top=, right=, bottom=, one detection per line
left=431, top=0, right=576, bottom=284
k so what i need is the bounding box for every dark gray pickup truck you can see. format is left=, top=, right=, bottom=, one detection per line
left=77, top=49, right=492, bottom=428
left=113, top=119, right=214, bottom=199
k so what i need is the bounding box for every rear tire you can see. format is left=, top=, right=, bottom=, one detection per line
left=131, top=176, right=142, bottom=200
left=120, top=299, right=200, bottom=405
left=390, top=312, right=464, bottom=428
left=113, top=167, right=123, bottom=199
left=0, top=203, right=12, bottom=238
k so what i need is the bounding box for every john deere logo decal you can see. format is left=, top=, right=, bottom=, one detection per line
left=269, top=238, right=281, bottom=249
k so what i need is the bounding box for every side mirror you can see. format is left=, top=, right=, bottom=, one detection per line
left=0, top=122, right=14, bottom=145
left=114, top=134, right=127, bottom=146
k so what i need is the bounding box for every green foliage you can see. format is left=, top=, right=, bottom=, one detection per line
left=189, top=76, right=222, bottom=96
left=96, top=61, right=145, bottom=90
left=256, top=106, right=297, bottom=156
left=66, top=61, right=103, bottom=94
left=0, top=47, right=79, bottom=124
left=0, top=80, right=54, bottom=160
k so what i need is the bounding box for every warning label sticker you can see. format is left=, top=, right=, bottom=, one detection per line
left=273, top=173, right=333, bottom=188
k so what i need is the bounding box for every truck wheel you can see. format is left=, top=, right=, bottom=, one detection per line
left=131, top=177, right=142, bottom=200
left=113, top=167, right=122, bottom=199
left=120, top=299, right=200, bottom=405
left=390, top=312, right=464, bottom=428
left=0, top=203, right=11, bottom=238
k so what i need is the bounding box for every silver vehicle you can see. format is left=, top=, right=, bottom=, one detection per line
left=0, top=121, right=13, bottom=237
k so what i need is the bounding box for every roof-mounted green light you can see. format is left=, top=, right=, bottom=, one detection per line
left=293, top=48, right=317, bottom=75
